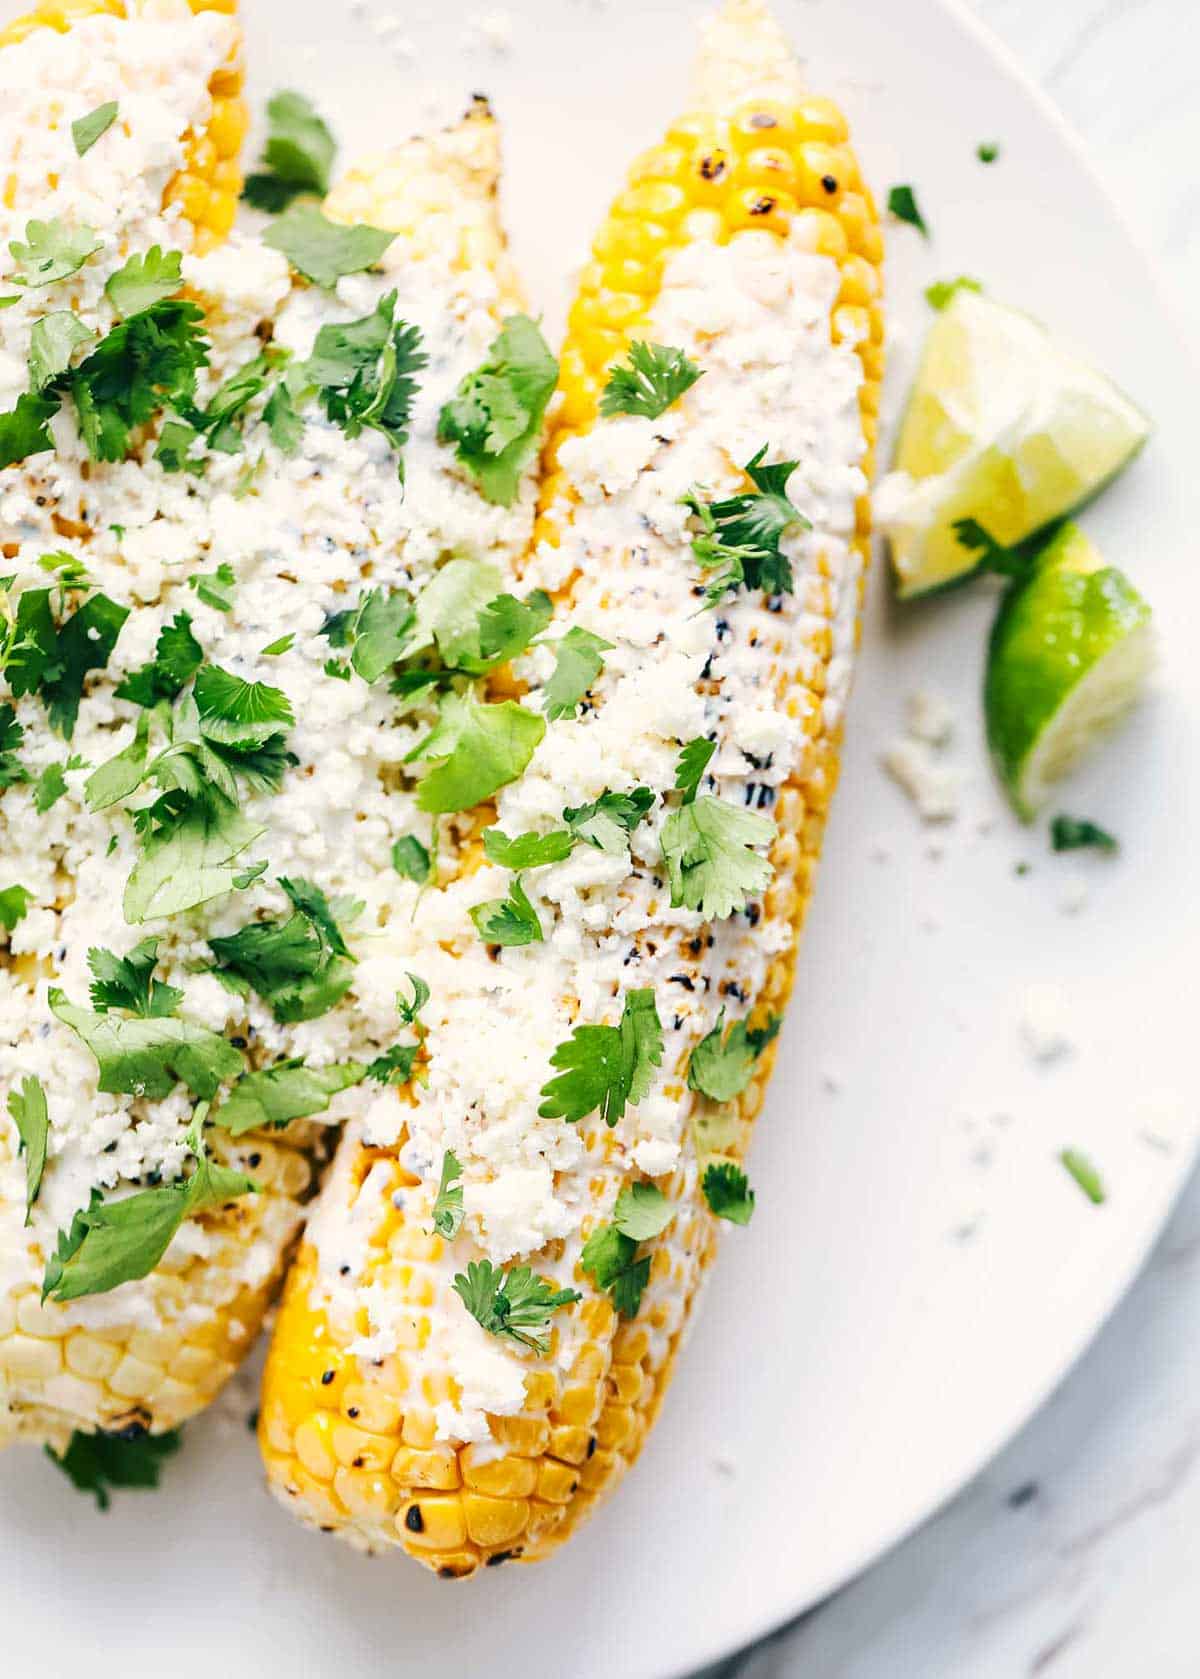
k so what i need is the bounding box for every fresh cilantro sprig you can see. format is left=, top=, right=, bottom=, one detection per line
left=1, top=582, right=129, bottom=738
left=539, top=989, right=663, bottom=1127
left=542, top=626, right=612, bottom=721
left=87, top=937, right=182, bottom=1018
left=364, top=972, right=429, bottom=1087
left=105, top=246, right=183, bottom=317
left=46, top=1425, right=182, bottom=1510
left=482, top=826, right=574, bottom=869
left=682, top=448, right=809, bottom=604
left=115, top=611, right=203, bottom=708
left=0, top=704, right=29, bottom=788
left=431, top=1150, right=464, bottom=1239
left=452, top=1259, right=580, bottom=1354
left=8, top=217, right=101, bottom=287
left=659, top=738, right=774, bottom=920
left=42, top=1106, right=256, bottom=1303
left=208, top=876, right=357, bottom=1024
left=687, top=1008, right=781, bottom=1103
left=438, top=315, right=558, bottom=506
left=187, top=562, right=236, bottom=612
left=407, top=688, right=545, bottom=815
left=243, top=90, right=336, bottom=213
left=302, top=290, right=426, bottom=468
left=600, top=341, right=702, bottom=420
left=470, top=873, right=542, bottom=946
left=213, top=1059, right=365, bottom=1137
left=50, top=959, right=243, bottom=1101
left=581, top=1181, right=674, bottom=1318
left=322, top=586, right=414, bottom=683
left=563, top=785, right=655, bottom=853
left=264, top=203, right=394, bottom=289
left=701, top=1160, right=755, bottom=1225
left=8, top=1074, right=48, bottom=1221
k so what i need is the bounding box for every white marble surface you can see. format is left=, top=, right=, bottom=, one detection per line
left=708, top=2, right=1200, bottom=1674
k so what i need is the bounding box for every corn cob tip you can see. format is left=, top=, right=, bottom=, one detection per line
left=691, top=0, right=805, bottom=112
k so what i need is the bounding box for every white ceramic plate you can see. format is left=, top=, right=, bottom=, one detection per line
left=2, top=1, right=1197, bottom=1675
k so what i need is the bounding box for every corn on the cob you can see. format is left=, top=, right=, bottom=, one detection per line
left=0, top=26, right=529, bottom=1452
left=0, top=0, right=247, bottom=251
left=259, top=0, right=882, bottom=1574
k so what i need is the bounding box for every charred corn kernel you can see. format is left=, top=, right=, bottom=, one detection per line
left=261, top=0, right=881, bottom=1580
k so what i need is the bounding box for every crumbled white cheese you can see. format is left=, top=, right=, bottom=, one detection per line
left=882, top=738, right=962, bottom=822
left=908, top=687, right=956, bottom=747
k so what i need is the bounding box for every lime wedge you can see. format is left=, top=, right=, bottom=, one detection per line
left=985, top=524, right=1154, bottom=820
left=880, top=291, right=1151, bottom=599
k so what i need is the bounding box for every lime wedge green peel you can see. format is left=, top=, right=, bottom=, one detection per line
left=984, top=524, right=1154, bottom=820
left=880, top=290, right=1151, bottom=599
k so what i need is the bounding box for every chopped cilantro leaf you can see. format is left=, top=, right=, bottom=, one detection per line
left=1050, top=815, right=1118, bottom=853
left=600, top=340, right=702, bottom=420
left=474, top=589, right=553, bottom=669
left=45, top=591, right=129, bottom=738
left=322, top=587, right=414, bottom=683
left=395, top=971, right=430, bottom=1028
left=0, top=390, right=59, bottom=469
left=660, top=794, right=775, bottom=920
left=365, top=1040, right=418, bottom=1085
left=563, top=786, right=654, bottom=854
left=409, top=688, right=545, bottom=815
left=123, top=792, right=265, bottom=923
left=71, top=101, right=119, bottom=158
left=42, top=1119, right=255, bottom=1303
left=431, top=1150, right=464, bottom=1239
left=49, top=985, right=244, bottom=1100
left=28, top=311, right=94, bottom=390
left=46, top=1426, right=181, bottom=1510
left=701, top=1160, right=755, bottom=1225
left=1060, top=1147, right=1105, bottom=1205
left=977, top=141, right=1001, bottom=164
left=263, top=378, right=303, bottom=454
left=887, top=183, right=930, bottom=237
left=688, top=1008, right=782, bottom=1103
left=925, top=275, right=982, bottom=311
left=391, top=833, right=432, bottom=883
left=0, top=882, right=31, bottom=930
left=187, top=562, right=236, bottom=612
left=213, top=1059, right=365, bottom=1137
left=0, top=703, right=28, bottom=789
left=152, top=417, right=205, bottom=476
left=452, top=1259, right=580, bottom=1354
left=192, top=664, right=294, bottom=745
left=115, top=611, right=203, bottom=707
left=104, top=246, right=183, bottom=317
left=482, top=826, right=573, bottom=869
left=58, top=299, right=210, bottom=463
left=303, top=288, right=425, bottom=465
left=242, top=89, right=336, bottom=213
left=261, top=634, right=294, bottom=657
left=87, top=937, right=182, bottom=1018
left=208, top=875, right=356, bottom=1024
left=33, top=754, right=85, bottom=813
left=674, top=736, right=716, bottom=804
left=265, top=203, right=394, bottom=288
left=9, top=217, right=101, bottom=287
left=611, top=1179, right=673, bottom=1241
left=539, top=988, right=663, bottom=1127
left=437, top=314, right=558, bottom=506
left=542, top=625, right=612, bottom=721
left=408, top=556, right=502, bottom=667
left=8, top=1073, right=48, bottom=1221
left=470, top=873, right=542, bottom=946
left=683, top=448, right=808, bottom=604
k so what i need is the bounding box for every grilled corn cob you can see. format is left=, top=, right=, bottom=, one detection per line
left=259, top=0, right=882, bottom=1574
left=0, top=21, right=529, bottom=1450
left=0, top=0, right=247, bottom=252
